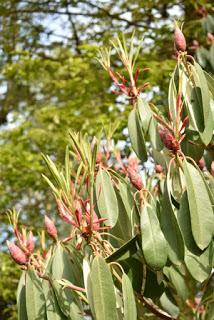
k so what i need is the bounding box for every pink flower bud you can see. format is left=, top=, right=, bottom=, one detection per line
left=56, top=199, right=73, bottom=225
left=44, top=216, right=58, bottom=240
left=96, top=150, right=102, bottom=164
left=26, top=231, right=35, bottom=254
left=127, top=167, right=143, bottom=190
left=174, top=27, right=186, bottom=52
left=155, top=164, right=163, bottom=174
left=211, top=161, right=214, bottom=177
left=7, top=241, right=27, bottom=265
left=159, top=126, right=179, bottom=154
left=197, top=158, right=205, bottom=170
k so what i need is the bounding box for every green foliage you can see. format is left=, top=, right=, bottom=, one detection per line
left=0, top=253, right=20, bottom=320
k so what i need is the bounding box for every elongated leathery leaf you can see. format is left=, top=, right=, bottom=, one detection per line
left=177, top=192, right=202, bottom=255
left=178, top=192, right=213, bottom=282
left=138, top=97, right=152, bottom=134
left=117, top=180, right=135, bottom=222
left=168, top=67, right=178, bottom=127
left=111, top=189, right=132, bottom=242
left=51, top=244, right=83, bottom=318
left=141, top=202, right=167, bottom=270
left=160, top=291, right=179, bottom=318
left=122, top=273, right=137, bottom=320
left=83, top=257, right=95, bottom=318
left=160, top=174, right=184, bottom=264
left=42, top=279, right=67, bottom=320
left=128, top=107, right=147, bottom=161
left=163, top=266, right=189, bottom=301
left=26, top=269, right=46, bottom=320
left=138, top=97, right=162, bottom=150
left=96, top=168, right=118, bottom=227
left=192, top=63, right=213, bottom=145
left=185, top=242, right=213, bottom=283
left=106, top=235, right=138, bottom=263
left=90, top=255, right=118, bottom=320
left=17, top=272, right=28, bottom=320
left=183, top=160, right=214, bottom=250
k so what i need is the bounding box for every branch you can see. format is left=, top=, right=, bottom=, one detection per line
left=136, top=293, right=176, bottom=320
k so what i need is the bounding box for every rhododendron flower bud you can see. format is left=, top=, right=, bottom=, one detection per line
left=211, top=161, right=214, bottom=177
left=44, top=216, right=58, bottom=240
left=56, top=199, right=73, bottom=225
left=7, top=241, right=27, bottom=265
left=174, top=26, right=186, bottom=52
left=159, top=126, right=179, bottom=154
left=127, top=167, right=143, bottom=190
left=26, top=231, right=35, bottom=253
left=96, top=150, right=102, bottom=164
left=155, top=164, right=163, bottom=174
left=197, top=158, right=205, bottom=170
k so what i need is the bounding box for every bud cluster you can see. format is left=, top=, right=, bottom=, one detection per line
left=159, top=126, right=180, bottom=154
left=7, top=221, right=35, bottom=266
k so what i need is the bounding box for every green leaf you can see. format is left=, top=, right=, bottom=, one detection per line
left=204, top=70, right=214, bottom=97
left=185, top=243, right=213, bottom=283
left=138, top=97, right=152, bottom=134
left=110, top=189, right=132, bottom=242
left=106, top=235, right=138, bottom=263
left=183, top=160, right=214, bottom=250
left=121, top=258, right=143, bottom=293
left=17, top=272, right=28, bottom=320
left=51, top=244, right=83, bottom=318
left=178, top=185, right=213, bottom=284
left=141, top=202, right=167, bottom=270
left=117, top=180, right=135, bottom=222
left=42, top=279, right=67, bottom=320
left=160, top=176, right=184, bottom=264
left=143, top=269, right=164, bottom=299
left=83, top=257, right=95, bottom=317
left=122, top=274, right=137, bottom=320
left=128, top=108, right=147, bottom=161
left=90, top=255, right=118, bottom=320
left=160, top=291, right=179, bottom=318
left=26, top=269, right=46, bottom=320
left=190, top=87, right=204, bottom=132
left=168, top=68, right=178, bottom=127
left=163, top=265, right=189, bottom=301
left=192, top=63, right=213, bottom=145
left=177, top=192, right=202, bottom=255
left=181, top=129, right=204, bottom=161
left=96, top=168, right=118, bottom=227
left=52, top=244, right=81, bottom=284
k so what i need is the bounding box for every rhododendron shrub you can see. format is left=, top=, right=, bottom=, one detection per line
left=7, top=25, right=214, bottom=320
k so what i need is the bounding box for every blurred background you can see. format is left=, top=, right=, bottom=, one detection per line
left=0, top=0, right=213, bottom=318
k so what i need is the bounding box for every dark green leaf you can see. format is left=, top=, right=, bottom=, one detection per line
left=42, top=279, right=67, bottom=320
left=163, top=266, right=189, bottom=301
left=141, top=202, right=167, bottom=270
left=96, top=168, right=119, bottom=227
left=17, top=271, right=28, bottom=320
left=183, top=160, right=214, bottom=250
left=26, top=269, right=46, bottom=320
left=106, top=235, right=138, bottom=263
left=160, top=176, right=184, bottom=264
left=90, top=255, right=118, bottom=320
left=122, top=273, right=137, bottom=320
left=160, top=291, right=179, bottom=318
left=128, top=108, right=147, bottom=161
